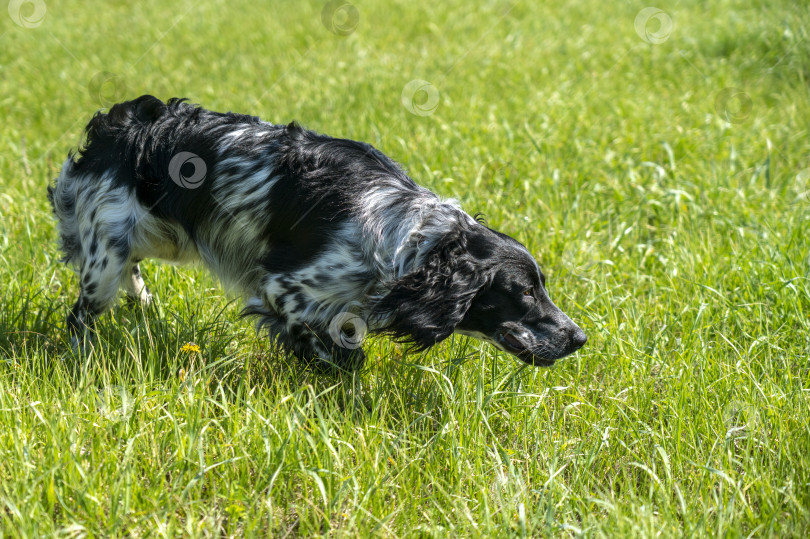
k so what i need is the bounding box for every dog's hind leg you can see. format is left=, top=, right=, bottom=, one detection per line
left=122, top=261, right=152, bottom=306
left=68, top=232, right=132, bottom=352
left=67, top=185, right=140, bottom=352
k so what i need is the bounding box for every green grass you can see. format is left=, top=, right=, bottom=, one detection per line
left=1, top=0, right=809, bottom=536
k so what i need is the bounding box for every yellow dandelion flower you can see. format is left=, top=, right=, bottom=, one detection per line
left=180, top=342, right=201, bottom=354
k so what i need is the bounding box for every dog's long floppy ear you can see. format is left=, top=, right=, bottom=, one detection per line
left=373, top=227, right=493, bottom=350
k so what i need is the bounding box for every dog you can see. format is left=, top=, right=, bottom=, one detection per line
left=48, top=95, right=586, bottom=370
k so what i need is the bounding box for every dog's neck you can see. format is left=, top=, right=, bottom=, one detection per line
left=366, top=197, right=476, bottom=279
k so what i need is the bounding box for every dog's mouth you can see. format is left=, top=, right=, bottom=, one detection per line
left=495, top=330, right=556, bottom=367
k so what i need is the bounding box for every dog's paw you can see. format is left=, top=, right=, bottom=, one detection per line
left=299, top=343, right=366, bottom=373
left=124, top=288, right=154, bottom=309
left=134, top=286, right=153, bottom=307
left=70, top=333, right=96, bottom=355
left=321, top=346, right=367, bottom=373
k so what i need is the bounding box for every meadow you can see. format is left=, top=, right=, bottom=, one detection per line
left=1, top=0, right=809, bottom=536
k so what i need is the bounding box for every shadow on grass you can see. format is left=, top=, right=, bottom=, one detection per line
left=1, top=285, right=539, bottom=437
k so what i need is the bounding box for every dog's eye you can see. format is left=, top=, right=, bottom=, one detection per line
left=522, top=288, right=533, bottom=297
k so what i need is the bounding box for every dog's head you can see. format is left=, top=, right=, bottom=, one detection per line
left=457, top=229, right=587, bottom=365
left=374, top=221, right=586, bottom=365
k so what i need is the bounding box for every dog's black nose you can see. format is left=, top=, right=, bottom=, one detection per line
left=571, top=327, right=587, bottom=349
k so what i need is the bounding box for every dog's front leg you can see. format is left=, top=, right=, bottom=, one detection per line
left=247, top=276, right=367, bottom=371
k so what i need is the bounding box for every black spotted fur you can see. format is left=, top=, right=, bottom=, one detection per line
left=48, top=95, right=586, bottom=370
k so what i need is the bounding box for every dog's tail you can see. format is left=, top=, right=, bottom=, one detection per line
left=79, top=95, right=198, bottom=182
left=80, top=95, right=172, bottom=156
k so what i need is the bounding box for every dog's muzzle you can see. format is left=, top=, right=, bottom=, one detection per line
left=495, top=323, right=587, bottom=366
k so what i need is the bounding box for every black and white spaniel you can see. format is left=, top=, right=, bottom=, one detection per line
left=48, top=95, right=586, bottom=370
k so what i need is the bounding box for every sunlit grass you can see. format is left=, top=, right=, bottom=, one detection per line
left=0, top=0, right=809, bottom=536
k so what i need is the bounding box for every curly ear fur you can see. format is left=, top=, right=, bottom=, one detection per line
left=372, top=228, right=493, bottom=349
